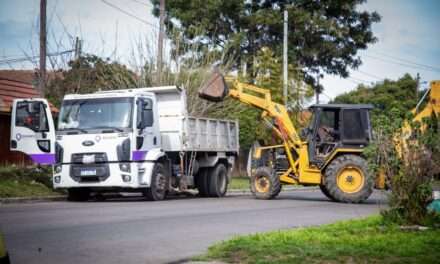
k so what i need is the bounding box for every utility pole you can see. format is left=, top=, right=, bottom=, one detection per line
left=416, top=72, right=420, bottom=100
left=157, top=0, right=165, bottom=83
left=74, top=37, right=82, bottom=60
left=283, top=9, right=288, bottom=107
left=316, top=73, right=320, bottom=104
left=39, top=0, right=47, bottom=96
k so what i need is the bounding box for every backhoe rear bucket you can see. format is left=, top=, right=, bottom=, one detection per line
left=198, top=70, right=229, bottom=102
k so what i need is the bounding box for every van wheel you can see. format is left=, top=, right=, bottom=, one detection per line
left=195, top=168, right=210, bottom=197
left=208, top=164, right=228, bottom=197
left=144, top=163, right=168, bottom=201
left=324, top=155, right=373, bottom=203
left=67, top=188, right=90, bottom=201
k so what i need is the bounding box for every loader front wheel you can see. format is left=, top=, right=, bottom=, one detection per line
left=324, top=155, right=373, bottom=203
left=251, top=167, right=281, bottom=200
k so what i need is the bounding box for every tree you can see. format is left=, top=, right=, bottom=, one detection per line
left=151, top=0, right=380, bottom=94
left=332, top=74, right=418, bottom=118
left=46, top=55, right=137, bottom=106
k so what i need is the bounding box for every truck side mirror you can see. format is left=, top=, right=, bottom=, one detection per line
left=137, top=99, right=154, bottom=130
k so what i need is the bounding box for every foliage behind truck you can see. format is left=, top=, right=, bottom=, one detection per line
left=9, top=86, right=239, bottom=201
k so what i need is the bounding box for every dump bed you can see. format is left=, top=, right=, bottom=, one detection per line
left=139, top=86, right=239, bottom=153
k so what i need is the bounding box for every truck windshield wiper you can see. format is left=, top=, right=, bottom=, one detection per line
left=89, top=126, right=124, bottom=132
left=62, top=128, right=88, bottom=134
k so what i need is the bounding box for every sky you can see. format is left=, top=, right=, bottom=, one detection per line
left=0, top=0, right=439, bottom=100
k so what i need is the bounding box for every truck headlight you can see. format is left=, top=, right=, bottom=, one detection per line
left=122, top=175, right=131, bottom=182
left=54, top=176, right=61, bottom=183
left=119, top=163, right=131, bottom=172
left=54, top=165, right=62, bottom=173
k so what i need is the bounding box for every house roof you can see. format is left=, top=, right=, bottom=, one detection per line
left=0, top=70, right=36, bottom=85
left=0, top=77, right=58, bottom=114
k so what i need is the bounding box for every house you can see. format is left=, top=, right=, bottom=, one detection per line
left=0, top=70, right=58, bottom=165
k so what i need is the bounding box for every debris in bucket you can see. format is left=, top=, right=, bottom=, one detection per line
left=198, top=70, right=229, bottom=102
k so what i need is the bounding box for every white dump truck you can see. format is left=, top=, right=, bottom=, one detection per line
left=9, top=86, right=239, bottom=201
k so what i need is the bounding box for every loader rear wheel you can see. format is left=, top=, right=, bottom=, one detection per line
left=195, top=168, right=210, bottom=197
left=144, top=163, right=168, bottom=201
left=251, top=167, right=281, bottom=200
left=208, top=163, right=228, bottom=197
left=324, top=155, right=373, bottom=203
left=319, top=184, right=335, bottom=201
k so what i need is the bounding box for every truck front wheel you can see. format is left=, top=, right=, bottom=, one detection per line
left=208, top=163, right=228, bottom=197
left=144, top=163, right=168, bottom=201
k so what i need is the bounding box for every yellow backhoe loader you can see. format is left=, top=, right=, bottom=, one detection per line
left=199, top=71, right=377, bottom=203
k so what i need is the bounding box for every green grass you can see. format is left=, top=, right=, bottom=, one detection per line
left=0, top=165, right=61, bottom=198
left=0, top=179, right=59, bottom=198
left=229, top=177, right=250, bottom=190
left=196, top=216, right=440, bottom=264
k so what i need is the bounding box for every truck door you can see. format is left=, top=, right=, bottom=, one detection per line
left=134, top=97, right=159, bottom=160
left=10, top=99, right=56, bottom=164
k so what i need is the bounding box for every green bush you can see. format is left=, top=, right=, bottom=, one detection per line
left=0, top=165, right=53, bottom=189
left=365, top=109, right=439, bottom=226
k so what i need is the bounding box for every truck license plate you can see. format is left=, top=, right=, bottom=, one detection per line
left=80, top=169, right=97, bottom=176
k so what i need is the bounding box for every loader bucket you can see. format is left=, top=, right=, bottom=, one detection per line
left=198, top=70, right=229, bottom=102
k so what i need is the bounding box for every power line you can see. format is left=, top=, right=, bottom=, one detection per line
left=101, top=0, right=159, bottom=29
left=128, top=0, right=153, bottom=8
left=0, top=50, right=74, bottom=65
left=369, top=50, right=440, bottom=72
left=364, top=54, right=440, bottom=73
left=355, top=69, right=383, bottom=80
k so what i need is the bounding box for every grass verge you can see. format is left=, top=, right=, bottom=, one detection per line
left=196, top=216, right=440, bottom=264
left=229, top=177, right=250, bottom=190
left=0, top=165, right=61, bottom=198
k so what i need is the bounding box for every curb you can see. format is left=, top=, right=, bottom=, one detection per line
left=0, top=195, right=66, bottom=204
left=0, top=187, right=319, bottom=204
left=227, top=186, right=319, bottom=195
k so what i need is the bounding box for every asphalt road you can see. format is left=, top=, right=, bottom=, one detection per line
left=0, top=190, right=386, bottom=264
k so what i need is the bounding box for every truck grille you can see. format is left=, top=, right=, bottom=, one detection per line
left=70, top=153, right=110, bottom=183
left=71, top=153, right=108, bottom=163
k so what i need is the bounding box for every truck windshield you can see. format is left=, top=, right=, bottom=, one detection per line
left=58, top=97, right=133, bottom=132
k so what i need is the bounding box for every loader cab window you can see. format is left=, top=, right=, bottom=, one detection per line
left=317, top=109, right=339, bottom=143
left=314, top=108, right=340, bottom=159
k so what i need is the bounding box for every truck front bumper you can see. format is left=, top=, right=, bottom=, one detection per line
left=53, top=162, right=154, bottom=189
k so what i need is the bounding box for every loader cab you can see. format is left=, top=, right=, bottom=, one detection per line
left=306, top=104, right=373, bottom=166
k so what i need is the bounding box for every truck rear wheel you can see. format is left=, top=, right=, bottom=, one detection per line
left=67, top=188, right=90, bottom=202
left=208, top=163, right=228, bottom=197
left=144, top=163, right=168, bottom=201
left=195, top=168, right=210, bottom=197
left=250, top=167, right=281, bottom=199
left=324, top=155, right=373, bottom=203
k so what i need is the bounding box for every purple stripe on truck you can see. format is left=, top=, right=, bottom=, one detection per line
left=132, top=150, right=148, bottom=161
left=30, top=154, right=56, bottom=165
